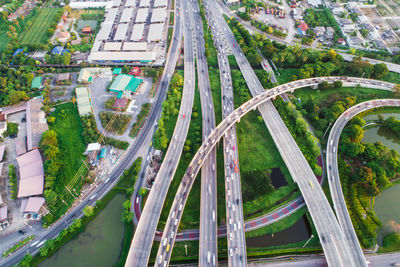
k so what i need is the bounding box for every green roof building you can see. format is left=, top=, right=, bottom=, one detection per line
left=31, top=76, right=43, bottom=90
left=112, top=68, right=122, bottom=75
left=109, top=74, right=143, bottom=98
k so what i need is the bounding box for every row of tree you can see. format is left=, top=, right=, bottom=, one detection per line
left=153, top=72, right=184, bottom=150
left=40, top=129, right=63, bottom=221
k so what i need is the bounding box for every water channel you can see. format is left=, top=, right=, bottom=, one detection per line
left=246, top=215, right=311, bottom=247
left=362, top=112, right=400, bottom=244
left=39, top=194, right=126, bottom=267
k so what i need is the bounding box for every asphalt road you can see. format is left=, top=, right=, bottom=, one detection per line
left=216, top=1, right=400, bottom=75
left=326, top=98, right=400, bottom=267
left=208, top=3, right=373, bottom=266
left=126, top=0, right=196, bottom=266
left=1, top=1, right=184, bottom=266
left=154, top=76, right=394, bottom=267
left=204, top=0, right=248, bottom=266
left=126, top=0, right=197, bottom=265
left=185, top=0, right=219, bottom=265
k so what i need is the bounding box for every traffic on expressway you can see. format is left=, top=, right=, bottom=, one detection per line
left=326, top=99, right=400, bottom=267
left=150, top=74, right=395, bottom=267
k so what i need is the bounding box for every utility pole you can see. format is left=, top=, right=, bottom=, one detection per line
left=322, top=122, right=332, bottom=139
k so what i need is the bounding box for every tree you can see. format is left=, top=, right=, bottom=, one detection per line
left=40, top=130, right=58, bottom=148
left=18, top=253, right=32, bottom=267
left=7, top=90, right=29, bottom=105
left=123, top=199, right=131, bottom=210
left=61, top=52, right=71, bottom=65
left=373, top=63, right=388, bottom=79
left=83, top=205, right=95, bottom=217
left=139, top=187, right=147, bottom=196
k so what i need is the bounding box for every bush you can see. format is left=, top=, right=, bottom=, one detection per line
left=8, top=165, right=17, bottom=200
left=3, top=122, right=18, bottom=137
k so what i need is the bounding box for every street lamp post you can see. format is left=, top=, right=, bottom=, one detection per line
left=302, top=234, right=314, bottom=248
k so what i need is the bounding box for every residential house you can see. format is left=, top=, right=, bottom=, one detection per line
left=338, top=38, right=346, bottom=45
left=297, top=22, right=309, bottom=37
left=375, top=40, right=387, bottom=49
left=381, top=30, right=396, bottom=41
left=56, top=73, right=71, bottom=85
left=330, top=3, right=345, bottom=15
left=325, top=27, right=335, bottom=39
left=314, top=26, right=326, bottom=37
left=339, top=19, right=356, bottom=33
left=348, top=36, right=364, bottom=46
left=31, top=51, right=47, bottom=62
left=55, top=31, right=70, bottom=43
left=82, top=27, right=92, bottom=34
left=51, top=46, right=64, bottom=55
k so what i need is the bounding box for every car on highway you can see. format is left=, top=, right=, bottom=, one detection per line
left=234, top=166, right=238, bottom=173
left=309, top=181, right=314, bottom=188
left=166, top=244, right=171, bottom=252
left=182, top=114, right=186, bottom=119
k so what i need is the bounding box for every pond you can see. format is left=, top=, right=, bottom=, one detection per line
left=39, top=194, right=126, bottom=267
left=77, top=20, right=98, bottom=30
left=362, top=112, right=400, bottom=244
left=270, top=168, right=288, bottom=188
left=246, top=215, right=311, bottom=247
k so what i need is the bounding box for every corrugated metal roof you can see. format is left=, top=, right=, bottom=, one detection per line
left=31, top=76, right=42, bottom=89
left=120, top=7, right=134, bottom=23
left=151, top=8, right=166, bottom=23
left=24, top=197, right=45, bottom=213
left=89, top=51, right=156, bottom=61
left=110, top=74, right=133, bottom=92
left=104, top=42, right=122, bottom=51
left=148, top=23, right=164, bottom=41
left=122, top=42, right=147, bottom=51
left=130, top=24, right=145, bottom=41
left=154, top=0, right=167, bottom=7
left=114, top=24, right=129, bottom=40
left=139, top=0, right=150, bottom=7
left=17, top=149, right=44, bottom=198
left=136, top=8, right=149, bottom=23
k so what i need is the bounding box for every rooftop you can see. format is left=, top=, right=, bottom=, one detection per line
left=31, top=76, right=42, bottom=90
left=24, top=197, right=45, bottom=213
left=17, top=149, right=44, bottom=198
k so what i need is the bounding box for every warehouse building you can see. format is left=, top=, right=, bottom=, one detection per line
left=136, top=8, right=149, bottom=23
left=120, top=7, right=134, bottom=23
left=139, top=0, right=150, bottom=7
left=78, top=68, right=112, bottom=84
left=154, top=0, right=167, bottom=7
left=17, top=149, right=44, bottom=198
left=76, top=87, right=93, bottom=115
left=130, top=24, right=145, bottom=41
left=148, top=23, right=164, bottom=42
left=151, top=8, right=167, bottom=23
left=109, top=74, right=143, bottom=98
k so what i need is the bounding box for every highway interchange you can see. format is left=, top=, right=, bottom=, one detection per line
left=3, top=0, right=400, bottom=266
left=326, top=99, right=400, bottom=267
left=147, top=75, right=395, bottom=267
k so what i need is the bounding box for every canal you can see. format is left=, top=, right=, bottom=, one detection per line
left=362, top=112, right=400, bottom=244
left=39, top=194, right=126, bottom=267
left=246, top=215, right=311, bottom=247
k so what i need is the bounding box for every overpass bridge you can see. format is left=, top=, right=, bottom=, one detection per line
left=326, top=98, right=400, bottom=265
left=156, top=76, right=395, bottom=267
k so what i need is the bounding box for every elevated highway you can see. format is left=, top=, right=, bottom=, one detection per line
left=204, top=0, right=248, bottom=265
left=155, top=76, right=394, bottom=266
left=326, top=98, right=400, bottom=265
left=125, top=0, right=198, bottom=265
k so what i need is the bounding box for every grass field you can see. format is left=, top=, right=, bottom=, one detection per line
left=18, top=8, right=61, bottom=46
left=0, top=30, right=10, bottom=52
left=49, top=103, right=87, bottom=218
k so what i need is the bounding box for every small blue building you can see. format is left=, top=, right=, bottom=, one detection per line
left=51, top=46, right=64, bottom=55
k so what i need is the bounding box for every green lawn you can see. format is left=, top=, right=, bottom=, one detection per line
left=49, top=103, right=87, bottom=218
left=230, top=66, right=296, bottom=217
left=276, top=68, right=299, bottom=84
left=383, top=71, right=400, bottom=84
left=18, top=8, right=62, bottom=45
left=209, top=66, right=222, bottom=124
left=294, top=86, right=397, bottom=104
left=0, top=30, right=10, bottom=52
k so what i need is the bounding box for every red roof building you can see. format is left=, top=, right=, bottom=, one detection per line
left=129, top=67, right=141, bottom=76
left=297, top=22, right=309, bottom=36
left=113, top=98, right=129, bottom=110
left=82, top=27, right=92, bottom=34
